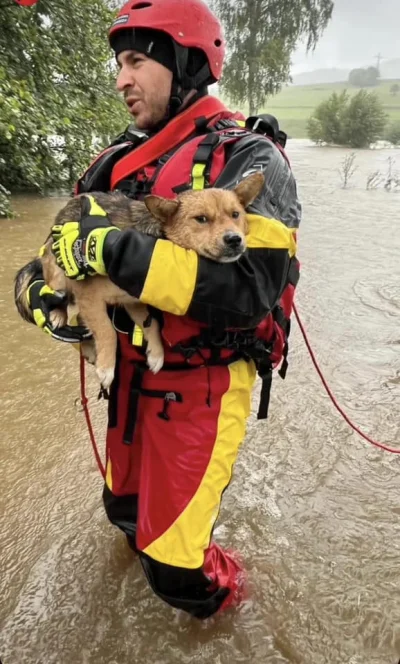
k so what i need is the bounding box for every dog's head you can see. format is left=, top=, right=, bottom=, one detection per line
left=144, top=172, right=264, bottom=263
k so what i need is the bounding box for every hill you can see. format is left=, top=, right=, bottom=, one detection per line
left=292, top=68, right=350, bottom=86
left=259, top=79, right=400, bottom=138
left=291, top=58, right=400, bottom=86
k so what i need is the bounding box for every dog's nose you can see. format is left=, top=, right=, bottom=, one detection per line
left=223, top=232, right=243, bottom=248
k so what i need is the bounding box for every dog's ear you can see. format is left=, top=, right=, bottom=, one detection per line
left=233, top=172, right=265, bottom=208
left=144, top=195, right=180, bottom=222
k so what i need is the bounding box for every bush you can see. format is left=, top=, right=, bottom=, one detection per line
left=307, top=89, right=387, bottom=148
left=385, top=122, right=400, bottom=146
left=307, top=91, right=348, bottom=145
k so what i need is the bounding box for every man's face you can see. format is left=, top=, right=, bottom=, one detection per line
left=116, top=50, right=173, bottom=130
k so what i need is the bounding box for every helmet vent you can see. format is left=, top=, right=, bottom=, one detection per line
left=131, top=2, right=152, bottom=9
left=214, top=39, right=222, bottom=47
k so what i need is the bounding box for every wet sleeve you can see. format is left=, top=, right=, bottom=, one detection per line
left=103, top=135, right=301, bottom=328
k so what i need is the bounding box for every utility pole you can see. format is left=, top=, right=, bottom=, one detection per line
left=374, top=53, right=383, bottom=75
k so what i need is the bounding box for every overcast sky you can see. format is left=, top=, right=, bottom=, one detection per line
left=291, top=0, right=400, bottom=73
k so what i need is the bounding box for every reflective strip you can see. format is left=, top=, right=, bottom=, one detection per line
left=32, top=309, right=46, bottom=328
left=106, top=459, right=112, bottom=491
left=142, top=358, right=256, bottom=568
left=132, top=324, right=144, bottom=347
left=39, top=284, right=57, bottom=298
left=191, top=162, right=206, bottom=190
left=139, top=239, right=198, bottom=316
left=246, top=213, right=297, bottom=257
left=87, top=195, right=107, bottom=217
left=236, top=119, right=246, bottom=127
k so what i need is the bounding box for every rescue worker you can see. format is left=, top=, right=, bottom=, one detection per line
left=14, top=0, right=301, bottom=619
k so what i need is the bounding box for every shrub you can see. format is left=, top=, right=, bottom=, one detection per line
left=307, top=90, right=387, bottom=148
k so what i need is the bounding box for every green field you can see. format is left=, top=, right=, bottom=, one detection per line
left=246, top=79, right=400, bottom=138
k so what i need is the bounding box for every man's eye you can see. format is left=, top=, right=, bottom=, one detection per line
left=195, top=215, right=208, bottom=224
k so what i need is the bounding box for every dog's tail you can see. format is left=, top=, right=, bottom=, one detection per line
left=14, top=257, right=43, bottom=324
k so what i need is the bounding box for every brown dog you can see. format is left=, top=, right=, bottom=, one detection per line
left=36, top=172, right=264, bottom=388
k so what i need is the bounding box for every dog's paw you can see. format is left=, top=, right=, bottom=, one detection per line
left=146, top=349, right=164, bottom=375
left=49, top=308, right=68, bottom=329
left=96, top=366, right=115, bottom=389
left=80, top=340, right=97, bottom=366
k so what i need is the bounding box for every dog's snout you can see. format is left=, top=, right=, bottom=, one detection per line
left=223, top=232, right=243, bottom=248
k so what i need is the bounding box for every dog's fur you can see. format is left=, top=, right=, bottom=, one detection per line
left=15, top=172, right=264, bottom=388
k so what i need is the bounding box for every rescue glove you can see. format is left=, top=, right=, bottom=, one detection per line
left=27, top=279, right=92, bottom=343
left=51, top=195, right=120, bottom=280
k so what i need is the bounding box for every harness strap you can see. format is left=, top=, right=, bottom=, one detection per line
left=111, top=96, right=228, bottom=190
left=257, top=368, right=273, bottom=420
left=191, top=132, right=220, bottom=190
left=123, top=364, right=146, bottom=445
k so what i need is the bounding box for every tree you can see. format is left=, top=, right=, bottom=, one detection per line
left=342, top=90, right=387, bottom=148
left=211, top=0, right=334, bottom=115
left=0, top=0, right=126, bottom=213
left=385, top=122, right=400, bottom=146
left=390, top=83, right=400, bottom=97
left=348, top=66, right=379, bottom=88
left=349, top=68, right=366, bottom=87
left=306, top=90, right=348, bottom=145
left=307, top=90, right=387, bottom=148
left=365, top=66, right=380, bottom=86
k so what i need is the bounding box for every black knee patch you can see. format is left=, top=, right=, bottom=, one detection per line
left=102, top=484, right=138, bottom=546
left=139, top=552, right=229, bottom=619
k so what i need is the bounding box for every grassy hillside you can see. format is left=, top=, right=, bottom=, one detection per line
left=251, top=80, right=400, bottom=138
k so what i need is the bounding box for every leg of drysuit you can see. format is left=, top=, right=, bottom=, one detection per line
left=135, top=358, right=256, bottom=619
left=102, top=357, right=143, bottom=550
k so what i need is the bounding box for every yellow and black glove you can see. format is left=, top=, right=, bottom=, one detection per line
left=51, top=195, right=120, bottom=280
left=26, top=279, right=93, bottom=343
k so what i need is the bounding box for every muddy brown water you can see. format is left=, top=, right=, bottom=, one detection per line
left=1, top=141, right=400, bottom=664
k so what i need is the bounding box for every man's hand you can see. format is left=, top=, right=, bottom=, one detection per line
left=51, top=195, right=120, bottom=280
left=27, top=280, right=93, bottom=343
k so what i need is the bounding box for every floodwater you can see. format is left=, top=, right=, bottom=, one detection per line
left=1, top=141, right=400, bottom=664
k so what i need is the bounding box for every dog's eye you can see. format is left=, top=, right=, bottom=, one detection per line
left=232, top=211, right=240, bottom=219
left=195, top=215, right=208, bottom=224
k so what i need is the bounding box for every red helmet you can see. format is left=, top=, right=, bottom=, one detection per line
left=109, top=0, right=225, bottom=83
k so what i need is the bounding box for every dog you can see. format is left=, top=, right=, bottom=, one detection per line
left=15, top=172, right=264, bottom=388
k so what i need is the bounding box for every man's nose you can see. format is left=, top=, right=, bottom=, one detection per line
left=116, top=66, right=135, bottom=93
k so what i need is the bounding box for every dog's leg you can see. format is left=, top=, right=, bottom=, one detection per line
left=80, top=339, right=97, bottom=366
left=124, top=302, right=164, bottom=374
left=75, top=282, right=118, bottom=389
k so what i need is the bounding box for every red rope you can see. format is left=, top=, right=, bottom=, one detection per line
left=293, top=303, right=400, bottom=455
left=79, top=351, right=106, bottom=478
left=79, top=306, right=400, bottom=477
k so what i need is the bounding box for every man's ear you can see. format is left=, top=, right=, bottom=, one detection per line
left=144, top=195, right=180, bottom=222
left=233, top=172, right=265, bottom=208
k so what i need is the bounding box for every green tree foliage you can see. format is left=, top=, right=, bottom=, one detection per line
left=307, top=91, right=348, bottom=145
left=0, top=0, right=126, bottom=216
left=307, top=90, right=387, bottom=148
left=211, top=0, right=334, bottom=115
left=385, top=122, right=400, bottom=146
left=390, top=83, right=400, bottom=97
left=0, top=183, right=12, bottom=219
left=349, top=66, right=380, bottom=88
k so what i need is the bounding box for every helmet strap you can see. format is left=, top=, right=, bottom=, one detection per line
left=167, top=42, right=212, bottom=119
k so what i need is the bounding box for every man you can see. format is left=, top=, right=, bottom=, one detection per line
left=15, top=0, right=301, bottom=619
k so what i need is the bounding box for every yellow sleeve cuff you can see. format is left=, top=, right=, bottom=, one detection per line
left=139, top=239, right=198, bottom=316
left=246, top=214, right=297, bottom=256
